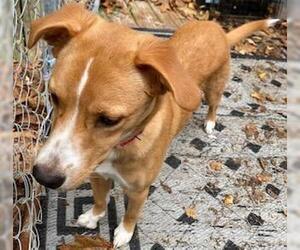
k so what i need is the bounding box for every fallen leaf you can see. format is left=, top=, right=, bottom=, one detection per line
left=223, top=194, right=234, bottom=206
left=185, top=206, right=197, bottom=219
left=252, top=190, right=266, bottom=203
left=251, top=91, right=265, bottom=103
left=246, top=38, right=256, bottom=46
left=235, top=43, right=257, bottom=55
left=266, top=120, right=277, bottom=128
left=256, top=172, right=272, bottom=183
left=276, top=127, right=287, bottom=139
left=265, top=94, right=275, bottom=102
left=258, top=158, right=268, bottom=170
left=283, top=209, right=287, bottom=217
left=256, top=68, right=269, bottom=82
left=209, top=161, right=222, bottom=171
left=243, top=123, right=259, bottom=139
left=159, top=2, right=170, bottom=12
left=58, top=235, right=114, bottom=250
left=160, top=181, right=172, bottom=193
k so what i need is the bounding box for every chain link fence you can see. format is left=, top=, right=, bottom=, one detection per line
left=1, top=1, right=13, bottom=249
left=13, top=0, right=50, bottom=248
left=13, top=1, right=98, bottom=249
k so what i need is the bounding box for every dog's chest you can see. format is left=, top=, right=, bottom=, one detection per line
left=95, top=160, right=128, bottom=187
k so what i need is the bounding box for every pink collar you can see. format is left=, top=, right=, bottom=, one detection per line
left=116, top=131, right=142, bottom=148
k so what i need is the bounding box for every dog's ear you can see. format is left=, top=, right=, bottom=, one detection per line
left=135, top=40, right=201, bottom=111
left=28, top=3, right=96, bottom=56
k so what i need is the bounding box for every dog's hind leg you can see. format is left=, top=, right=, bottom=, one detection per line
left=204, top=63, right=230, bottom=134
left=77, top=173, right=112, bottom=229
left=113, top=187, right=149, bottom=247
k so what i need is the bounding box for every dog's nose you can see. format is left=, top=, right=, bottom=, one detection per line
left=32, top=164, right=66, bottom=189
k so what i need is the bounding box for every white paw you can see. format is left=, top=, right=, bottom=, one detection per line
left=77, top=208, right=105, bottom=229
left=204, top=120, right=215, bottom=134
left=113, top=220, right=134, bottom=248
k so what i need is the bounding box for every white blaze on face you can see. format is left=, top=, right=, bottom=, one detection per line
left=36, top=58, right=94, bottom=170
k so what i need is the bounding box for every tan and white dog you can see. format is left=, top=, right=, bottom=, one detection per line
left=29, top=3, right=278, bottom=247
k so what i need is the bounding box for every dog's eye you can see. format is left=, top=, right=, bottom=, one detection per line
left=97, top=115, right=121, bottom=127
left=51, top=93, right=59, bottom=105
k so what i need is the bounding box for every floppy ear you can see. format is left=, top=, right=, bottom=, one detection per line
left=28, top=3, right=96, bottom=56
left=135, top=40, right=201, bottom=111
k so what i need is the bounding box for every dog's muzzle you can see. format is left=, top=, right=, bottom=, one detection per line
left=32, top=164, right=66, bottom=189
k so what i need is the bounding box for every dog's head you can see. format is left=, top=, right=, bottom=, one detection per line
left=29, top=4, right=201, bottom=190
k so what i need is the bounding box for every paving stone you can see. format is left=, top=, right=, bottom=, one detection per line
left=247, top=213, right=264, bottom=226
left=224, top=158, right=241, bottom=171
left=190, top=138, right=208, bottom=151
left=148, top=185, right=157, bottom=197
left=247, top=103, right=260, bottom=110
left=232, top=76, right=243, bottom=82
left=240, top=64, right=252, bottom=72
left=165, top=155, right=181, bottom=169
left=246, top=142, right=262, bottom=153
left=177, top=213, right=198, bottom=225
left=204, top=182, right=222, bottom=198
left=223, top=91, right=232, bottom=98
left=215, top=122, right=226, bottom=132
left=230, top=110, right=245, bottom=117
left=39, top=58, right=287, bottom=250
left=279, top=160, right=287, bottom=170
left=261, top=124, right=274, bottom=131
left=223, top=240, right=240, bottom=250
left=150, top=243, right=165, bottom=250
left=265, top=184, right=281, bottom=198
left=270, top=79, right=282, bottom=87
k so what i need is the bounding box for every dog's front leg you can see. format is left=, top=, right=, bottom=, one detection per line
left=114, top=187, right=149, bottom=247
left=77, top=173, right=112, bottom=229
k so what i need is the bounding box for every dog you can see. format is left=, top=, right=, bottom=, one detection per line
left=29, top=3, right=278, bottom=247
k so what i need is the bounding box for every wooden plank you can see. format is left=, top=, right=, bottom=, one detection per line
left=128, top=1, right=160, bottom=28
left=109, top=10, right=137, bottom=27
left=134, top=1, right=165, bottom=28
left=167, top=10, right=186, bottom=28
left=146, top=0, right=177, bottom=29
left=171, top=9, right=188, bottom=26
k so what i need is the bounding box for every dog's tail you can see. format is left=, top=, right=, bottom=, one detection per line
left=226, top=19, right=280, bottom=46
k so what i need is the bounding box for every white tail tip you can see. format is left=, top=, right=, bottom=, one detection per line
left=267, top=19, right=280, bottom=27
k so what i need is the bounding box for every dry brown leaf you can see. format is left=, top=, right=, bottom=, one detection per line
left=246, top=38, right=256, bottom=46
left=258, top=158, right=268, bottom=170
left=198, top=10, right=209, bottom=20
left=178, top=6, right=195, bottom=18
left=256, top=68, right=269, bottom=82
left=209, top=161, right=222, bottom=171
left=175, top=0, right=185, bottom=8
left=188, top=2, right=195, bottom=9
left=256, top=172, right=272, bottom=183
left=235, top=43, right=257, bottom=55
left=58, top=235, right=114, bottom=250
left=243, top=123, right=259, bottom=139
left=160, top=181, right=172, bottom=193
left=159, top=2, right=170, bottom=12
left=266, top=120, right=276, bottom=128
left=185, top=206, right=197, bottom=219
left=283, top=209, right=287, bottom=217
left=251, top=91, right=265, bottom=103
left=223, top=194, right=234, bottom=206
left=276, top=127, right=287, bottom=139
left=265, top=94, right=275, bottom=102
left=252, top=190, right=266, bottom=203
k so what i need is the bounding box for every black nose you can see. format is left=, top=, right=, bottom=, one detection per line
left=32, top=164, right=66, bottom=189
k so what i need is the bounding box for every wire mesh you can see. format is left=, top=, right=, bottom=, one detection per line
left=0, top=1, right=13, bottom=250
left=13, top=1, right=97, bottom=249
left=13, top=0, right=50, bottom=249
